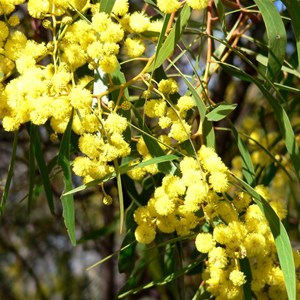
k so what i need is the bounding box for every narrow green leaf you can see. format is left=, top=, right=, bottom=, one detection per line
left=150, top=13, right=171, bottom=73
left=115, top=161, right=125, bottom=233
left=220, top=62, right=300, bottom=182
left=169, top=61, right=215, bottom=147
left=34, top=130, right=55, bottom=214
left=117, top=259, right=201, bottom=298
left=206, top=103, right=237, bottom=122
left=230, top=125, right=256, bottom=186
left=253, top=0, right=287, bottom=80
left=28, top=124, right=37, bottom=213
left=118, top=228, right=137, bottom=273
left=58, top=114, right=76, bottom=246
left=235, top=176, right=296, bottom=300
left=240, top=258, right=253, bottom=300
left=119, top=155, right=178, bottom=174
left=256, top=54, right=300, bottom=79
left=150, top=4, right=191, bottom=71
left=100, top=0, right=116, bottom=14
left=1, top=131, right=18, bottom=214
left=132, top=108, right=177, bottom=174
left=213, top=0, right=226, bottom=33
left=282, top=0, right=300, bottom=67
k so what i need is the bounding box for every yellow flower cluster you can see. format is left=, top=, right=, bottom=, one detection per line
left=133, top=145, right=229, bottom=244
left=133, top=140, right=295, bottom=298
left=143, top=79, right=196, bottom=143
left=0, top=0, right=164, bottom=186
left=195, top=183, right=290, bottom=299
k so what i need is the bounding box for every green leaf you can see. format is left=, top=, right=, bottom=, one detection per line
left=28, top=124, right=37, bottom=213
left=253, top=0, right=287, bottom=80
left=132, top=108, right=177, bottom=174
left=58, top=114, right=76, bottom=246
left=117, top=259, right=201, bottom=298
left=33, top=130, right=55, bottom=214
left=100, top=0, right=116, bottom=13
left=220, top=62, right=300, bottom=182
left=119, top=154, right=178, bottom=174
left=206, top=103, right=237, bottom=122
left=118, top=228, right=137, bottom=273
left=230, top=125, right=256, bottom=186
left=169, top=61, right=215, bottom=147
left=240, top=258, right=253, bottom=300
left=282, top=0, right=300, bottom=67
left=213, top=0, right=226, bottom=33
left=150, top=4, right=191, bottom=71
left=1, top=131, right=18, bottom=214
left=235, top=177, right=296, bottom=300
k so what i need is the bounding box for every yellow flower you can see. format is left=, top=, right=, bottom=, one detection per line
left=69, top=87, right=92, bottom=110
left=124, top=37, right=145, bottom=58
left=156, top=214, right=177, bottom=233
left=8, top=15, right=20, bottom=26
left=0, top=21, right=9, bottom=42
left=176, top=95, right=195, bottom=112
left=78, top=134, right=103, bottom=159
left=105, top=112, right=127, bottom=134
left=186, top=0, right=209, bottom=10
left=157, top=0, right=181, bottom=14
left=135, top=224, right=156, bottom=244
left=168, top=120, right=191, bottom=142
left=229, top=270, right=246, bottom=286
left=158, top=79, right=179, bottom=95
left=208, top=247, right=228, bottom=269
left=129, top=12, right=150, bottom=33
left=112, top=0, right=129, bottom=16
left=154, top=194, right=176, bottom=216
left=98, top=55, right=118, bottom=73
left=92, top=12, right=111, bottom=32
left=27, top=0, right=50, bottom=18
left=134, top=206, right=153, bottom=225
left=144, top=99, right=166, bottom=118
left=244, top=232, right=266, bottom=257
left=209, top=171, right=229, bottom=193
left=195, top=233, right=215, bottom=253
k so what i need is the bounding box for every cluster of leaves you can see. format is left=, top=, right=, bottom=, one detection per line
left=1, top=0, right=300, bottom=299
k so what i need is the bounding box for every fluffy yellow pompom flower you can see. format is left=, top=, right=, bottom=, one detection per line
left=69, top=87, right=92, bottom=110
left=4, top=31, right=27, bottom=61
left=209, top=171, right=229, bottom=193
left=91, top=12, right=110, bottom=32
left=78, top=134, right=103, bottom=159
left=98, top=55, right=118, bottom=73
left=186, top=0, right=209, bottom=10
left=243, top=232, right=266, bottom=257
left=8, top=15, right=20, bottom=26
left=195, top=233, right=216, bottom=253
left=27, top=0, right=50, bottom=18
left=176, top=95, right=195, bottom=112
left=112, top=0, right=129, bottom=16
left=208, top=247, right=228, bottom=269
left=229, top=270, right=246, bottom=286
left=134, top=206, right=153, bottom=225
left=168, top=120, right=191, bottom=142
left=158, top=79, right=179, bottom=95
left=157, top=0, right=181, bottom=14
left=144, top=99, right=166, bottom=118
left=124, top=37, right=145, bottom=58
left=104, top=112, right=127, bottom=134
left=154, top=194, right=176, bottom=216
left=135, top=224, right=156, bottom=244
left=129, top=12, right=150, bottom=33
left=0, top=21, right=9, bottom=42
